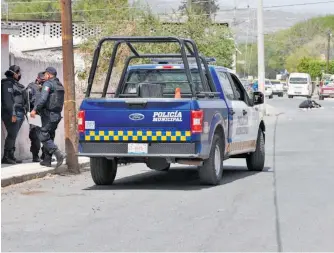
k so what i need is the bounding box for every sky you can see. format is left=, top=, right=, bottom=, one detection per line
left=132, top=0, right=334, bottom=15
left=130, top=0, right=334, bottom=42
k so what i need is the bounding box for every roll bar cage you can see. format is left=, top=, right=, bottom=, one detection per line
left=85, top=36, right=217, bottom=98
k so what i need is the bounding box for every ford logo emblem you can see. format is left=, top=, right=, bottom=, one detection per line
left=129, top=113, right=145, bottom=121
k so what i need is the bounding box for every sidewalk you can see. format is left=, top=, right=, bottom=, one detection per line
left=1, top=157, right=90, bottom=187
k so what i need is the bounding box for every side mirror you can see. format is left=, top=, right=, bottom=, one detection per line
left=253, top=91, right=264, bottom=105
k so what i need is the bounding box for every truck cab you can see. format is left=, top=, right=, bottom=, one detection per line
left=78, top=36, right=265, bottom=186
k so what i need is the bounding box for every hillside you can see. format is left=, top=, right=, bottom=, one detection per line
left=238, top=15, right=334, bottom=78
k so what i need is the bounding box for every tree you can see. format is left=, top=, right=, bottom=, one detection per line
left=6, top=0, right=61, bottom=20
left=78, top=8, right=234, bottom=92
left=178, top=0, right=219, bottom=19
left=296, top=57, right=334, bottom=79
left=5, top=0, right=129, bottom=21
left=237, top=15, right=334, bottom=77
left=72, top=0, right=128, bottom=22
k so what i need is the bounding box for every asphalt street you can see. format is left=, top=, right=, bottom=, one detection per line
left=2, top=97, right=334, bottom=252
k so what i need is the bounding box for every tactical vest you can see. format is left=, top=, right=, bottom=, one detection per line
left=47, top=79, right=65, bottom=113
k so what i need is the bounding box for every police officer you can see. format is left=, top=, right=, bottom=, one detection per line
left=30, top=67, right=64, bottom=168
left=1, top=65, right=26, bottom=164
left=26, top=72, right=45, bottom=162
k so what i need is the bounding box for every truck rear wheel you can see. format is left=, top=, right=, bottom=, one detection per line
left=319, top=96, right=324, bottom=100
left=246, top=129, right=265, bottom=171
left=90, top=157, right=117, bottom=185
left=199, top=134, right=224, bottom=185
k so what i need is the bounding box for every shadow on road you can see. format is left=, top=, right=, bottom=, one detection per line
left=83, top=165, right=271, bottom=191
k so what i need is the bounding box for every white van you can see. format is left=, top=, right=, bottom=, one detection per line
left=287, top=73, right=312, bottom=98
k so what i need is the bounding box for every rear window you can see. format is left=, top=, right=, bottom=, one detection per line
left=290, top=77, right=308, bottom=84
left=122, top=69, right=207, bottom=95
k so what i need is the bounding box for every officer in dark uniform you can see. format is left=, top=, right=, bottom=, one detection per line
left=30, top=67, right=64, bottom=168
left=26, top=72, right=45, bottom=162
left=1, top=65, right=26, bottom=164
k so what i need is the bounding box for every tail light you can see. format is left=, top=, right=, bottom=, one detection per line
left=78, top=110, right=85, bottom=133
left=191, top=110, right=204, bottom=133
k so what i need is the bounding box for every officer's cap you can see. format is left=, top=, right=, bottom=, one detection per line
left=9, top=65, right=20, bottom=74
left=45, top=66, right=57, bottom=76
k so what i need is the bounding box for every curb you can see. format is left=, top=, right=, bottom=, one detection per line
left=1, top=161, right=90, bottom=188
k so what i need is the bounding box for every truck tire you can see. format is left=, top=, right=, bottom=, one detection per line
left=90, top=157, right=117, bottom=185
left=279, top=93, right=283, bottom=97
left=199, top=134, right=224, bottom=185
left=269, top=95, right=273, bottom=99
left=288, top=95, right=293, bottom=99
left=319, top=96, right=324, bottom=100
left=246, top=129, right=265, bottom=171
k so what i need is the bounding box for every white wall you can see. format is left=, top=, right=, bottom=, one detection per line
left=1, top=57, right=66, bottom=160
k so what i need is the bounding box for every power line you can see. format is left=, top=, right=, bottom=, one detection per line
left=4, top=0, right=334, bottom=21
left=6, top=0, right=334, bottom=16
left=263, top=0, right=334, bottom=9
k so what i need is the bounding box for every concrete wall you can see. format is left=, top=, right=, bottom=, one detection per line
left=1, top=57, right=66, bottom=160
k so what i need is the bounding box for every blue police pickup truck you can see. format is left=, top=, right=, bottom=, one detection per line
left=78, top=36, right=265, bottom=186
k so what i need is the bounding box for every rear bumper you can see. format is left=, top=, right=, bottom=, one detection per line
left=320, top=93, right=334, bottom=97
left=78, top=142, right=200, bottom=158
left=288, top=92, right=310, bottom=96
left=272, top=90, right=283, bottom=94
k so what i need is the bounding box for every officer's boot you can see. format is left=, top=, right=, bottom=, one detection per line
left=53, top=149, right=64, bottom=168
left=1, top=150, right=16, bottom=164
left=10, top=148, right=22, bottom=164
left=41, top=149, right=55, bottom=162
left=40, top=153, right=52, bottom=167
left=32, top=152, right=41, bottom=162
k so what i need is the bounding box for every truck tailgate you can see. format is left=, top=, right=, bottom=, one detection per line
left=80, top=98, right=194, bottom=142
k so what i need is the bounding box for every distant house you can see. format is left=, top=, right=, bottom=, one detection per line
left=1, top=24, right=20, bottom=77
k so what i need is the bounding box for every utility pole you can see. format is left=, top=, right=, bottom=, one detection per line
left=257, top=0, right=266, bottom=115
left=326, top=31, right=332, bottom=73
left=59, top=0, right=80, bottom=174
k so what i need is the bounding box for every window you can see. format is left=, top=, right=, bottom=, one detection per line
left=123, top=69, right=207, bottom=95
left=289, top=77, right=308, bottom=84
left=229, top=73, right=252, bottom=105
left=216, top=70, right=235, bottom=100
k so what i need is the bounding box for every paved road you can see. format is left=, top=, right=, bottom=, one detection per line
left=2, top=97, right=334, bottom=252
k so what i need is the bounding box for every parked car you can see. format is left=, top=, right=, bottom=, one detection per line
left=253, top=79, right=273, bottom=99
left=265, top=80, right=274, bottom=99
left=319, top=77, right=334, bottom=100
left=287, top=73, right=312, bottom=99
left=270, top=80, right=284, bottom=97
left=78, top=36, right=266, bottom=186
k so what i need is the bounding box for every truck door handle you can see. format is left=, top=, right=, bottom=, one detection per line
left=243, top=109, right=248, bottom=115
left=230, top=109, right=235, bottom=115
